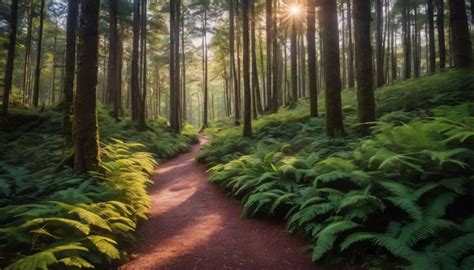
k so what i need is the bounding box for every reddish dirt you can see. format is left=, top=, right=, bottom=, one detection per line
left=120, top=136, right=320, bottom=270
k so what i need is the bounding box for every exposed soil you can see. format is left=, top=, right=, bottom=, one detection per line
left=120, top=136, right=320, bottom=270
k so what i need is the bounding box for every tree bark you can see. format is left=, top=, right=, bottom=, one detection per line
left=230, top=0, right=241, bottom=125
left=427, top=0, right=436, bottom=73
left=138, top=0, right=147, bottom=129
left=265, top=0, right=272, bottom=111
left=449, top=0, right=472, bottom=67
left=73, top=0, right=101, bottom=174
left=170, top=0, right=181, bottom=133
left=250, top=0, right=263, bottom=116
left=242, top=0, right=252, bottom=138
left=354, top=0, right=375, bottom=136
left=376, top=0, right=384, bottom=87
left=436, top=0, right=447, bottom=69
left=1, top=0, right=19, bottom=115
left=290, top=20, right=298, bottom=107
left=131, top=0, right=140, bottom=121
left=201, top=10, right=209, bottom=130
left=402, top=4, right=412, bottom=79
left=307, top=0, right=318, bottom=117
left=22, top=3, right=33, bottom=106
left=320, top=0, right=344, bottom=136
left=32, top=0, right=45, bottom=108
left=347, top=0, right=354, bottom=88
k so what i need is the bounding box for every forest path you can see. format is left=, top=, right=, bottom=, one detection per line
left=120, top=136, right=319, bottom=270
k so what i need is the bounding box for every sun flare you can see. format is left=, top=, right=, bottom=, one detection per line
left=289, top=5, right=302, bottom=16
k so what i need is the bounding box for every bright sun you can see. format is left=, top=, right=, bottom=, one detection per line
left=289, top=5, right=301, bottom=16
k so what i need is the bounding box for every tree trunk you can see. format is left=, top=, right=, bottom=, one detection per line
left=402, top=4, right=412, bottom=79
left=427, top=0, right=436, bottom=73
left=138, top=0, right=147, bottom=129
left=201, top=10, right=209, bottom=130
left=290, top=20, right=298, bottom=107
left=265, top=0, right=272, bottom=111
left=1, top=0, right=19, bottom=115
left=32, top=0, right=45, bottom=108
left=413, top=8, right=421, bottom=78
left=73, top=0, right=101, bottom=174
left=354, top=0, right=375, bottom=136
left=115, top=28, right=123, bottom=119
left=242, top=0, right=252, bottom=138
left=271, top=0, right=279, bottom=113
left=170, top=0, right=181, bottom=133
left=449, top=0, right=472, bottom=67
left=230, top=0, right=241, bottom=125
left=376, top=0, right=384, bottom=87
left=131, top=0, right=140, bottom=121
left=22, top=3, right=33, bottom=106
left=320, top=0, right=344, bottom=136
left=250, top=0, right=263, bottom=115
left=107, top=0, right=118, bottom=107
left=347, top=0, right=354, bottom=88
left=181, top=7, right=186, bottom=122
left=436, top=0, right=447, bottom=69
left=307, top=0, right=318, bottom=117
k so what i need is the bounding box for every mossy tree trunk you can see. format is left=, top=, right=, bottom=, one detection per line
left=73, top=0, right=101, bottom=174
left=290, top=20, right=298, bottom=108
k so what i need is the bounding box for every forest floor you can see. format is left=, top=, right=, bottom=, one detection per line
left=120, top=136, right=319, bottom=270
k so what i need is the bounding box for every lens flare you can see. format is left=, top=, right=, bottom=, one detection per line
left=289, top=5, right=301, bottom=16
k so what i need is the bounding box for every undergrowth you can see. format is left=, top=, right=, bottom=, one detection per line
left=199, top=69, right=474, bottom=269
left=0, top=109, right=198, bottom=269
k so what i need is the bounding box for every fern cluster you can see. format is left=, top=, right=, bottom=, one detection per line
left=201, top=70, right=474, bottom=269
left=0, top=109, right=197, bottom=269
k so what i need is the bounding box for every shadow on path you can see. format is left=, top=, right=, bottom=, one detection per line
left=120, top=136, right=320, bottom=270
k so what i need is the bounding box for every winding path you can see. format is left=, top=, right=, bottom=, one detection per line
left=120, top=136, right=319, bottom=270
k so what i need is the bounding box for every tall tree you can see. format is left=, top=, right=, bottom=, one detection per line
left=307, top=0, right=318, bottom=117
left=170, top=0, right=181, bottom=133
left=265, top=0, right=272, bottom=111
left=107, top=0, right=121, bottom=120
left=320, top=0, right=344, bottom=136
left=290, top=9, right=298, bottom=108
left=250, top=0, right=263, bottom=115
left=131, top=0, right=140, bottom=121
left=73, top=0, right=101, bottom=173
left=138, top=0, right=147, bottom=129
left=1, top=0, right=19, bottom=115
left=22, top=2, right=33, bottom=105
left=402, top=2, right=412, bottom=79
left=347, top=0, right=355, bottom=88
left=449, top=0, right=472, bottom=67
left=201, top=9, right=209, bottom=130
left=32, top=0, right=46, bottom=108
left=354, top=0, right=375, bottom=136
left=436, top=0, right=446, bottom=69
left=242, top=0, right=252, bottom=137
left=376, top=0, right=384, bottom=87
left=229, top=0, right=241, bottom=125
left=427, top=0, right=436, bottom=73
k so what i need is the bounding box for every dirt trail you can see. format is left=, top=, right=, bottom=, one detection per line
left=120, top=136, right=319, bottom=270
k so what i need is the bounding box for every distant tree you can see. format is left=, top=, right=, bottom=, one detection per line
left=250, top=0, right=263, bottom=116
left=290, top=9, right=298, bottom=108
left=107, top=0, right=121, bottom=121
left=242, top=0, right=252, bottom=138
left=306, top=0, right=318, bottom=117
left=449, top=0, right=472, bottom=67
left=320, top=0, right=344, bottom=136
left=229, top=0, right=241, bottom=125
left=376, top=0, right=384, bottom=86
left=33, top=0, right=46, bottom=108
left=62, top=0, right=79, bottom=142
left=346, top=0, right=354, bottom=88
left=354, top=0, right=375, bottom=136
left=265, top=0, right=272, bottom=111
left=427, top=0, right=436, bottom=73
left=1, top=0, right=19, bottom=115
left=73, top=0, right=101, bottom=173
left=436, top=0, right=446, bottom=69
